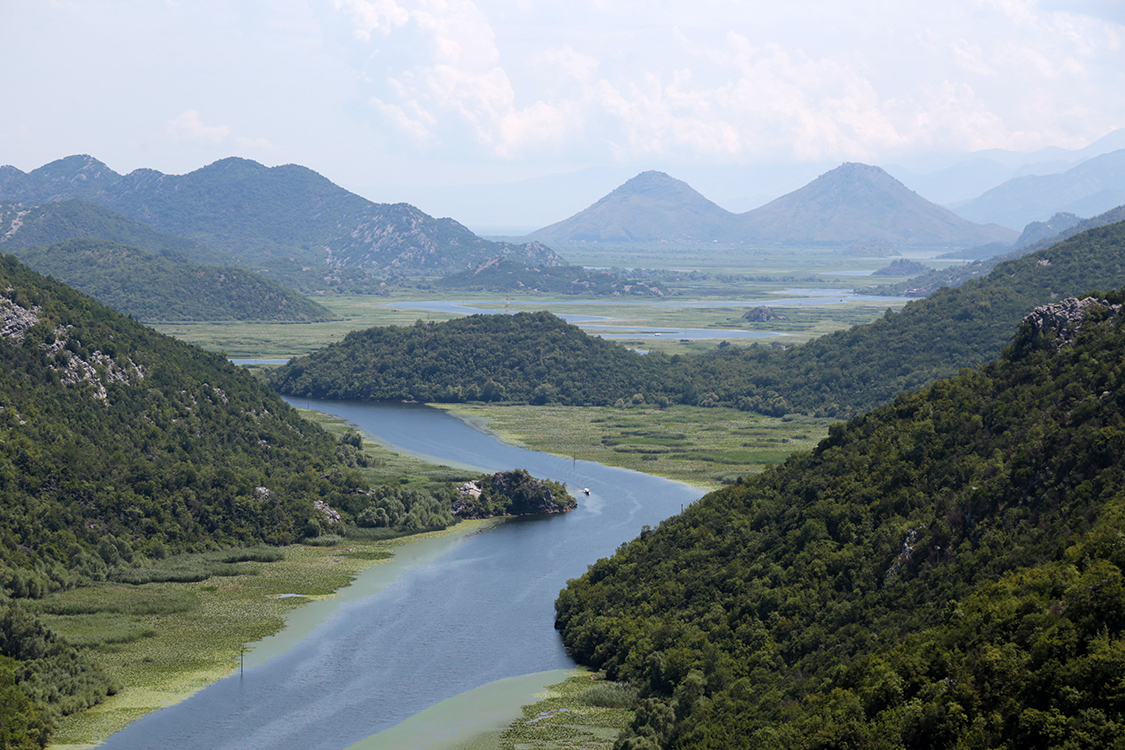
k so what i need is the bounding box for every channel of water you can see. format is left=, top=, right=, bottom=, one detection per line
left=96, top=400, right=704, bottom=750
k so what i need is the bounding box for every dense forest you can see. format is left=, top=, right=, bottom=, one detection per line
left=273, top=221, right=1125, bottom=420
left=0, top=255, right=379, bottom=744
left=11, top=239, right=331, bottom=322
left=269, top=311, right=689, bottom=406
left=555, top=292, right=1125, bottom=749
left=0, top=252, right=383, bottom=584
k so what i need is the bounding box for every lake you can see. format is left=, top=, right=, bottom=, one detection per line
left=97, top=400, right=704, bottom=750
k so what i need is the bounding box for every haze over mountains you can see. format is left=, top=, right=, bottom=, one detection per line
left=530, top=164, right=1016, bottom=249
left=0, top=155, right=563, bottom=279
left=949, top=149, right=1125, bottom=230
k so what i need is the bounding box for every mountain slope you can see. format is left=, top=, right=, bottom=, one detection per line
left=952, top=149, right=1125, bottom=230
left=694, top=219, right=1125, bottom=417
left=529, top=164, right=1014, bottom=249
left=0, top=199, right=227, bottom=265
left=556, top=293, right=1125, bottom=749
left=730, top=162, right=1015, bottom=247
left=13, top=239, right=332, bottom=322
left=876, top=204, right=1125, bottom=298
left=0, top=254, right=375, bottom=591
left=528, top=171, right=736, bottom=244
left=0, top=156, right=563, bottom=276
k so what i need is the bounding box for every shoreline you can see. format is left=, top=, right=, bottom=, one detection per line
left=244, top=519, right=502, bottom=669
left=345, top=669, right=581, bottom=750
left=47, top=520, right=500, bottom=750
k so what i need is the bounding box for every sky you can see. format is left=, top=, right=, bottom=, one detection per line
left=2, top=0, right=1124, bottom=229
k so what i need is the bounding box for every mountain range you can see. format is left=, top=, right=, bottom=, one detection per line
left=0, top=202, right=332, bottom=322
left=0, top=155, right=563, bottom=278
left=950, top=148, right=1125, bottom=230
left=529, top=164, right=1015, bottom=249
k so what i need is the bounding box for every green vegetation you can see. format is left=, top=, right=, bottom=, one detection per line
left=269, top=311, right=684, bottom=406
left=554, top=292, right=1125, bottom=748
left=276, top=222, right=1125, bottom=420
left=40, top=527, right=488, bottom=747
left=452, top=470, right=576, bottom=518
left=474, top=672, right=639, bottom=750
left=149, top=290, right=902, bottom=359
left=0, top=199, right=226, bottom=265
left=439, top=404, right=833, bottom=489
left=0, top=252, right=374, bottom=586
left=0, top=602, right=115, bottom=748
left=0, top=254, right=468, bottom=746
left=13, top=239, right=332, bottom=322
left=690, top=220, right=1125, bottom=417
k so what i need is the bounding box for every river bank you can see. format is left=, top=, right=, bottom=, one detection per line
left=70, top=400, right=701, bottom=750
left=47, top=521, right=498, bottom=749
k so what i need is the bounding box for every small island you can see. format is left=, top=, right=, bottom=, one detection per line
left=452, top=469, right=577, bottom=519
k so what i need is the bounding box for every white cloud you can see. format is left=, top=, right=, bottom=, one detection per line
left=237, top=136, right=280, bottom=151
left=333, top=0, right=411, bottom=40
left=328, top=0, right=1125, bottom=166
left=166, top=110, right=230, bottom=144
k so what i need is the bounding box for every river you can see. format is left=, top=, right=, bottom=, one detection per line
left=96, top=400, right=703, bottom=750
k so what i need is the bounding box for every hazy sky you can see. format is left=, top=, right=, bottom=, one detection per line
left=3, top=0, right=1123, bottom=225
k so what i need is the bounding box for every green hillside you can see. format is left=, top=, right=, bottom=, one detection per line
left=269, top=311, right=684, bottom=405
left=0, top=254, right=371, bottom=587
left=690, top=219, right=1125, bottom=417
left=0, top=255, right=387, bottom=744
left=555, top=293, right=1125, bottom=749
left=0, top=199, right=224, bottom=265
left=12, top=239, right=331, bottom=322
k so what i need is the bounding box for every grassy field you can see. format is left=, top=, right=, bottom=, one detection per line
left=460, top=672, right=636, bottom=750
left=439, top=403, right=834, bottom=490
left=41, top=529, right=486, bottom=748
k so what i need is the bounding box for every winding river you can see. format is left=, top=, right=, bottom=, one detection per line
left=97, top=400, right=703, bottom=750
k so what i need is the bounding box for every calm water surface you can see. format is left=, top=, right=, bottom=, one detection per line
left=99, top=400, right=703, bottom=750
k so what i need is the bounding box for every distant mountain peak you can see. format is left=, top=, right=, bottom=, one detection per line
left=737, top=161, right=1016, bottom=247
left=530, top=170, right=733, bottom=243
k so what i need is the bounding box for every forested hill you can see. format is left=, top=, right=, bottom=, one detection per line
left=268, top=311, right=685, bottom=406
left=269, top=221, right=1125, bottom=419
left=0, top=199, right=225, bottom=264
left=11, top=239, right=332, bottom=322
left=693, top=219, right=1125, bottom=417
left=0, top=253, right=370, bottom=594
left=556, top=293, right=1125, bottom=748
